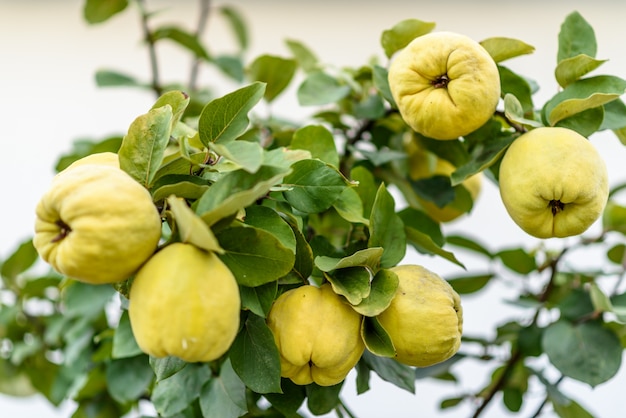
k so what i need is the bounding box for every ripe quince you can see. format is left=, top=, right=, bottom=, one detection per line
left=405, top=138, right=482, bottom=222
left=33, top=164, right=162, bottom=284
left=267, top=283, right=365, bottom=386
left=388, top=31, right=500, bottom=140
left=377, top=264, right=463, bottom=367
left=129, top=243, right=241, bottom=363
left=498, top=127, right=609, bottom=238
left=64, top=152, right=120, bottom=170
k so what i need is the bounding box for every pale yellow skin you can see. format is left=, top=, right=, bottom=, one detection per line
left=498, top=127, right=609, bottom=238
left=129, top=243, right=241, bottom=363
left=388, top=31, right=501, bottom=140
left=64, top=152, right=120, bottom=170
left=267, top=283, right=365, bottom=386
left=406, top=139, right=482, bottom=222
left=33, top=164, right=162, bottom=284
left=377, top=265, right=463, bottom=368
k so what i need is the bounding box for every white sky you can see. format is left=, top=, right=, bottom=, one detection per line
left=2, top=0, right=626, bottom=417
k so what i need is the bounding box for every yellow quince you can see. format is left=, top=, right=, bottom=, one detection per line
left=33, top=164, right=162, bottom=284
left=377, top=264, right=463, bottom=367
left=64, top=152, right=120, bottom=170
left=267, top=283, right=365, bottom=386
left=129, top=242, right=241, bottom=363
left=388, top=31, right=500, bottom=140
left=498, top=127, right=609, bottom=238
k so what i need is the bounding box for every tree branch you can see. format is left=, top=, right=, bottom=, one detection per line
left=135, top=0, right=162, bottom=97
left=188, top=0, right=211, bottom=92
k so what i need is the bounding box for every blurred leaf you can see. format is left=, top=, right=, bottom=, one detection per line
left=247, top=55, right=297, bottom=102
left=544, top=75, right=626, bottom=126
left=306, top=382, right=342, bottom=416
left=210, top=140, right=264, bottom=173
left=55, top=136, right=123, bottom=172
left=326, top=266, right=371, bottom=305
left=555, top=54, right=608, bottom=87
left=480, top=37, right=535, bottom=63
left=601, top=99, right=626, bottom=130
left=119, top=105, right=172, bottom=187
left=167, top=196, right=223, bottom=253
left=106, top=354, right=153, bottom=403
left=1, top=239, right=38, bottom=285
left=497, top=248, right=537, bottom=274
left=219, top=6, right=248, bottom=51
left=499, top=66, right=535, bottom=115
left=353, top=269, right=399, bottom=316
left=380, top=18, right=435, bottom=58
left=282, top=159, right=348, bottom=213
left=368, top=183, right=406, bottom=268
left=0, top=359, right=36, bottom=396
left=372, top=65, right=396, bottom=106
left=543, top=320, right=622, bottom=387
left=63, top=282, right=116, bottom=319
left=411, top=175, right=455, bottom=208
left=83, top=0, right=128, bottom=24
left=286, top=39, right=319, bottom=72
left=152, top=363, right=211, bottom=416
left=112, top=311, right=143, bottom=359
left=603, top=201, right=626, bottom=234
left=440, top=397, right=464, bottom=409
left=362, top=351, right=415, bottom=393
left=404, top=226, right=465, bottom=269
left=361, top=316, right=395, bottom=358
left=150, top=357, right=187, bottom=383
left=398, top=207, right=444, bottom=247
left=551, top=397, right=595, bottom=418
left=504, top=93, right=543, bottom=128
left=230, top=314, right=282, bottom=394
left=355, top=93, right=386, bottom=120
left=217, top=225, right=295, bottom=287
left=152, top=26, right=210, bottom=60
left=297, top=71, right=351, bottom=106
left=239, top=282, right=277, bottom=318
left=503, top=387, right=523, bottom=412
left=446, top=234, right=493, bottom=259
left=557, top=11, right=597, bottom=62
left=214, top=55, right=245, bottom=82
left=198, top=82, right=266, bottom=146
left=199, top=359, right=247, bottom=418
left=95, top=69, right=143, bottom=88
left=290, top=125, right=339, bottom=168
left=447, top=273, right=493, bottom=295
left=607, top=244, right=626, bottom=265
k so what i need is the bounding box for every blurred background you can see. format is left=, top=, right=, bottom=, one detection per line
left=2, top=0, right=626, bottom=416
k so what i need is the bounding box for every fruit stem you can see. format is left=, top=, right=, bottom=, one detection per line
left=549, top=199, right=565, bottom=216
left=50, top=220, right=71, bottom=243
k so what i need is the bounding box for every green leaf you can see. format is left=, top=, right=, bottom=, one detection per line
left=306, top=383, right=343, bottom=416
left=244, top=205, right=296, bottom=253
left=601, top=99, right=626, bottom=130
left=353, top=269, right=399, bottom=316
left=167, top=196, right=223, bottom=253
left=398, top=207, right=444, bottom=247
left=557, top=11, right=597, bottom=62
left=543, top=320, right=622, bottom=387
left=499, top=65, right=535, bottom=115
left=404, top=227, right=465, bottom=269
left=199, top=359, right=247, bottom=418
left=555, top=54, right=608, bottom=88
left=446, top=234, right=493, bottom=258
left=217, top=225, right=295, bottom=287
left=63, top=282, right=116, bottom=319
left=282, top=159, right=348, bottom=213
left=290, top=125, right=339, bottom=168
left=380, top=18, right=436, bottom=58
left=589, top=282, right=613, bottom=313
left=215, top=55, right=245, bottom=82
left=372, top=65, right=396, bottom=106
left=545, top=76, right=626, bottom=126
left=1, top=238, right=38, bottom=284
left=551, top=397, right=595, bottom=418
left=315, top=247, right=384, bottom=273
left=447, top=273, right=493, bottom=295
left=285, top=39, right=319, bottom=72
left=607, top=244, right=626, bottom=265
left=247, top=55, right=297, bottom=102
left=149, top=357, right=187, bottom=383
left=151, top=174, right=209, bottom=203
left=361, top=316, right=395, bottom=358
left=354, top=94, right=386, bottom=120
left=480, top=37, right=535, bottom=63
left=219, top=6, right=248, bottom=51
left=152, top=26, right=210, bottom=60
left=152, top=363, right=211, bottom=416
left=112, top=311, right=143, bottom=359
left=333, top=187, right=369, bottom=225
left=230, top=314, right=282, bottom=394
left=603, top=201, right=626, bottom=234
left=106, top=354, right=153, bottom=403
left=197, top=165, right=287, bottom=226
left=83, top=0, right=128, bottom=24
left=0, top=358, right=36, bottom=397
left=264, top=379, right=306, bottom=417
left=362, top=351, right=415, bottom=393
left=503, top=94, right=543, bottom=128
left=198, top=82, right=266, bottom=146
left=151, top=90, right=190, bottom=128
left=297, top=71, right=351, bottom=106
left=95, top=69, right=143, bottom=88
left=210, top=140, right=264, bottom=174
left=555, top=106, right=604, bottom=137
left=497, top=248, right=537, bottom=274
left=325, top=266, right=371, bottom=305
left=239, top=282, right=277, bottom=318
left=440, top=397, right=465, bottom=409
left=351, top=166, right=379, bottom=219
left=119, top=105, right=173, bottom=187
left=368, top=183, right=406, bottom=268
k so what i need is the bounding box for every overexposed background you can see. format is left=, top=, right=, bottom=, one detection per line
left=2, top=0, right=626, bottom=417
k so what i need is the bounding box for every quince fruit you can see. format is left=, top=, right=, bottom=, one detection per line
left=377, top=264, right=462, bottom=367
left=388, top=31, right=500, bottom=140
left=405, top=138, right=482, bottom=222
left=34, top=164, right=161, bottom=284
left=129, top=242, right=241, bottom=363
left=267, top=283, right=365, bottom=386
left=64, top=152, right=120, bottom=170
left=498, top=127, right=609, bottom=238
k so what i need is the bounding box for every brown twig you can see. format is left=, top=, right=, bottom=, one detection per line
left=135, top=0, right=162, bottom=97
left=188, top=0, right=211, bottom=92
